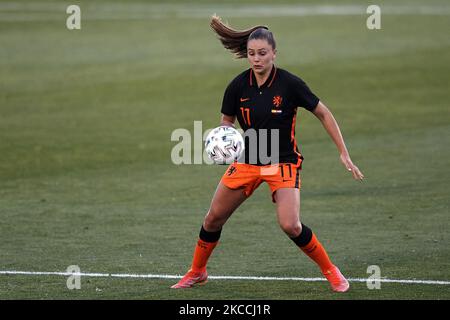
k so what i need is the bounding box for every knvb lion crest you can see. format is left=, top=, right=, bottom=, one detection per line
left=271, top=95, right=283, bottom=114
left=273, top=95, right=283, bottom=108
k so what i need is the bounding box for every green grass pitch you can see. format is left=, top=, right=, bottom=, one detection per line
left=0, top=0, right=449, bottom=299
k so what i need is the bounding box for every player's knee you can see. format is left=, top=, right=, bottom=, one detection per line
left=204, top=208, right=226, bottom=231
left=279, top=221, right=302, bottom=238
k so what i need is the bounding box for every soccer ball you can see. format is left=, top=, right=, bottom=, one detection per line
left=205, top=126, right=245, bottom=164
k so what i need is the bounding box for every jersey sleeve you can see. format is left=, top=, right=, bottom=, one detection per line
left=221, top=78, right=240, bottom=116
left=290, top=75, right=320, bottom=112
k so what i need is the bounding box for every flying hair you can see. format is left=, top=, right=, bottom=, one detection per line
left=210, top=15, right=275, bottom=59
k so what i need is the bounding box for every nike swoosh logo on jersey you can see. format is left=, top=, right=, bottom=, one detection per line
left=240, top=98, right=250, bottom=102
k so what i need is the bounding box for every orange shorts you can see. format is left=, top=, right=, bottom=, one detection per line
left=220, top=162, right=302, bottom=203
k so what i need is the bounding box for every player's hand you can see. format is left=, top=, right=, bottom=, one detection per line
left=340, top=153, right=364, bottom=181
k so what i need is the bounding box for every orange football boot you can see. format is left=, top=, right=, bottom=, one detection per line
left=170, top=269, right=208, bottom=289
left=323, top=265, right=350, bottom=292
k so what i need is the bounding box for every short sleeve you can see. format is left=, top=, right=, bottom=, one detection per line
left=221, top=78, right=240, bottom=116
left=290, top=75, right=320, bottom=112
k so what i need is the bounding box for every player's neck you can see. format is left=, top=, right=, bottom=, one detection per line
left=254, top=66, right=272, bottom=88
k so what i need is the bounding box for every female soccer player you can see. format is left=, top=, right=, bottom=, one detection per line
left=171, top=16, right=364, bottom=292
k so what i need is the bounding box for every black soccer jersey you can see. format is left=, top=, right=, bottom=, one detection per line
left=221, top=66, right=319, bottom=165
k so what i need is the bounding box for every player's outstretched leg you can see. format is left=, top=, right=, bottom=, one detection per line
left=292, top=227, right=350, bottom=293
left=171, top=183, right=247, bottom=289
left=275, top=188, right=349, bottom=292
left=170, top=226, right=219, bottom=289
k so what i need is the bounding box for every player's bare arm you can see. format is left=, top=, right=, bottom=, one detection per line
left=312, top=101, right=364, bottom=180
left=221, top=114, right=236, bottom=127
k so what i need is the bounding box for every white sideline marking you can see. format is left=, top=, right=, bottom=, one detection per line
left=1, top=270, right=449, bottom=286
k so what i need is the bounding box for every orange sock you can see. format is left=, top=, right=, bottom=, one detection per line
left=190, top=239, right=218, bottom=272
left=300, top=233, right=334, bottom=273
